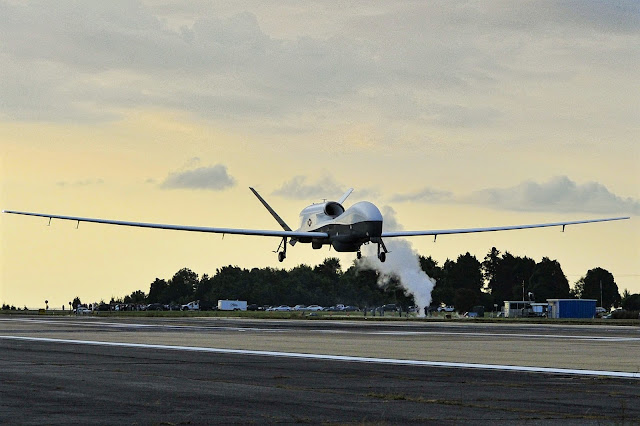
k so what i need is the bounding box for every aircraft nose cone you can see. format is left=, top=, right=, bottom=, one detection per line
left=350, top=201, right=383, bottom=222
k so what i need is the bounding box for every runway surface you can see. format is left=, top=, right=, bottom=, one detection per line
left=1, top=316, right=639, bottom=424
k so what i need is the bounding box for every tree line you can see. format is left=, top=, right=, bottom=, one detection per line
left=101, top=246, right=639, bottom=313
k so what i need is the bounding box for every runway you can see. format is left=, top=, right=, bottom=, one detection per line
left=1, top=316, right=639, bottom=424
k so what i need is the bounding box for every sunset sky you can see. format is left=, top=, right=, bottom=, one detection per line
left=1, top=1, right=638, bottom=309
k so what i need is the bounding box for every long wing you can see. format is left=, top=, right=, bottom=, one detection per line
left=381, top=217, right=630, bottom=238
left=2, top=210, right=328, bottom=239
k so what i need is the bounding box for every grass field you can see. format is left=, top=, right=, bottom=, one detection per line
left=1, top=308, right=638, bottom=326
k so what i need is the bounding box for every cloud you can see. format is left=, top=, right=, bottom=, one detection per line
left=159, top=164, right=235, bottom=191
left=3, top=1, right=635, bottom=131
left=272, top=176, right=346, bottom=201
left=390, top=187, right=453, bottom=203
left=271, top=175, right=380, bottom=202
left=56, top=178, right=105, bottom=187
left=466, top=176, right=640, bottom=215
left=391, top=176, right=639, bottom=215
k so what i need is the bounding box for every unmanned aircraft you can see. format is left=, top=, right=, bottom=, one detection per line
left=3, top=187, right=629, bottom=262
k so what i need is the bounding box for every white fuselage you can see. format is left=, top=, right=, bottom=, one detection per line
left=295, top=201, right=384, bottom=252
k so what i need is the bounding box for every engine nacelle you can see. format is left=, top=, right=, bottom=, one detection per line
left=323, top=201, right=345, bottom=217
left=299, top=201, right=345, bottom=230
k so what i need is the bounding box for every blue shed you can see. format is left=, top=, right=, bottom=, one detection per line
left=547, top=299, right=597, bottom=319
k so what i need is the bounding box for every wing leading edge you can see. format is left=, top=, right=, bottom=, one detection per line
left=381, top=216, right=630, bottom=238
left=2, top=210, right=328, bottom=239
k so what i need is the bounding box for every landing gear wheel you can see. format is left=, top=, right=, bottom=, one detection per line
left=378, top=252, right=386, bottom=263
left=278, top=251, right=286, bottom=262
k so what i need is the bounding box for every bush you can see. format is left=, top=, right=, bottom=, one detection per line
left=621, top=294, right=640, bottom=311
left=612, top=310, right=640, bottom=319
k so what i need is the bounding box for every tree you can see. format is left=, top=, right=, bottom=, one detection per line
left=482, top=248, right=535, bottom=306
left=482, top=247, right=501, bottom=291
left=431, top=259, right=455, bottom=306
left=434, top=253, right=482, bottom=311
left=528, top=258, right=570, bottom=302
left=573, top=267, right=621, bottom=309
left=340, top=264, right=386, bottom=308
left=147, top=278, right=168, bottom=303
left=314, top=258, right=343, bottom=304
left=165, top=268, right=198, bottom=303
left=448, top=253, right=483, bottom=293
left=621, top=293, right=640, bottom=311
left=72, top=296, right=82, bottom=309
left=454, top=288, right=478, bottom=313
left=420, top=255, right=445, bottom=307
left=207, top=266, right=251, bottom=303
left=420, top=255, right=444, bottom=283
left=194, top=274, right=213, bottom=301
left=125, top=290, right=146, bottom=304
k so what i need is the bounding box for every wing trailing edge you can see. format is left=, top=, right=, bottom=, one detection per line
left=381, top=216, right=630, bottom=238
left=2, top=210, right=328, bottom=239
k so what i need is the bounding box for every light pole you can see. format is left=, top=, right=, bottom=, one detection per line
left=600, top=280, right=603, bottom=309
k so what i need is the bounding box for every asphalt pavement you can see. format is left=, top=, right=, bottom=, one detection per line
left=0, top=316, right=638, bottom=424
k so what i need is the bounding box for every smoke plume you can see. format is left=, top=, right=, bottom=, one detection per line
left=357, top=206, right=436, bottom=317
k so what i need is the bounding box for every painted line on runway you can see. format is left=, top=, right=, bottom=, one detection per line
left=2, top=317, right=639, bottom=341
left=1, top=335, right=638, bottom=379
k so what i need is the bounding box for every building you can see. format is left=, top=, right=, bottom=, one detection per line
left=504, top=301, right=548, bottom=318
left=547, top=299, right=597, bottom=319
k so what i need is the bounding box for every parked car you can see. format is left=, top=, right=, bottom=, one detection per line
left=324, top=305, right=344, bottom=311
left=181, top=301, right=200, bottom=311
left=272, top=305, right=292, bottom=311
left=293, top=305, right=307, bottom=311
left=305, top=305, right=324, bottom=311
left=343, top=306, right=360, bottom=312
left=379, top=304, right=398, bottom=312
left=146, top=303, right=165, bottom=311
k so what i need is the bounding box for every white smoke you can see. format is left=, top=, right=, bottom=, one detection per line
left=357, top=206, right=436, bottom=317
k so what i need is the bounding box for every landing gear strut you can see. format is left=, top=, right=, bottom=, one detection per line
left=275, top=237, right=287, bottom=262
left=356, top=250, right=362, bottom=260
left=375, top=238, right=389, bottom=263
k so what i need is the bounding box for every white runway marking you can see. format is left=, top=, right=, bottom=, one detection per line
left=1, top=335, right=638, bottom=379
left=2, top=317, right=639, bottom=341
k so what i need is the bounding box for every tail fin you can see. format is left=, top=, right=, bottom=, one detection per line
left=249, top=187, right=292, bottom=231
left=338, top=188, right=354, bottom=204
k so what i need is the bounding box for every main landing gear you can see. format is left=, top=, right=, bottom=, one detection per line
left=355, top=239, right=388, bottom=262
left=374, top=238, right=389, bottom=263
left=275, top=237, right=287, bottom=262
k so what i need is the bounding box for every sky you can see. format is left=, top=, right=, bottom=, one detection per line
left=1, top=0, right=638, bottom=309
